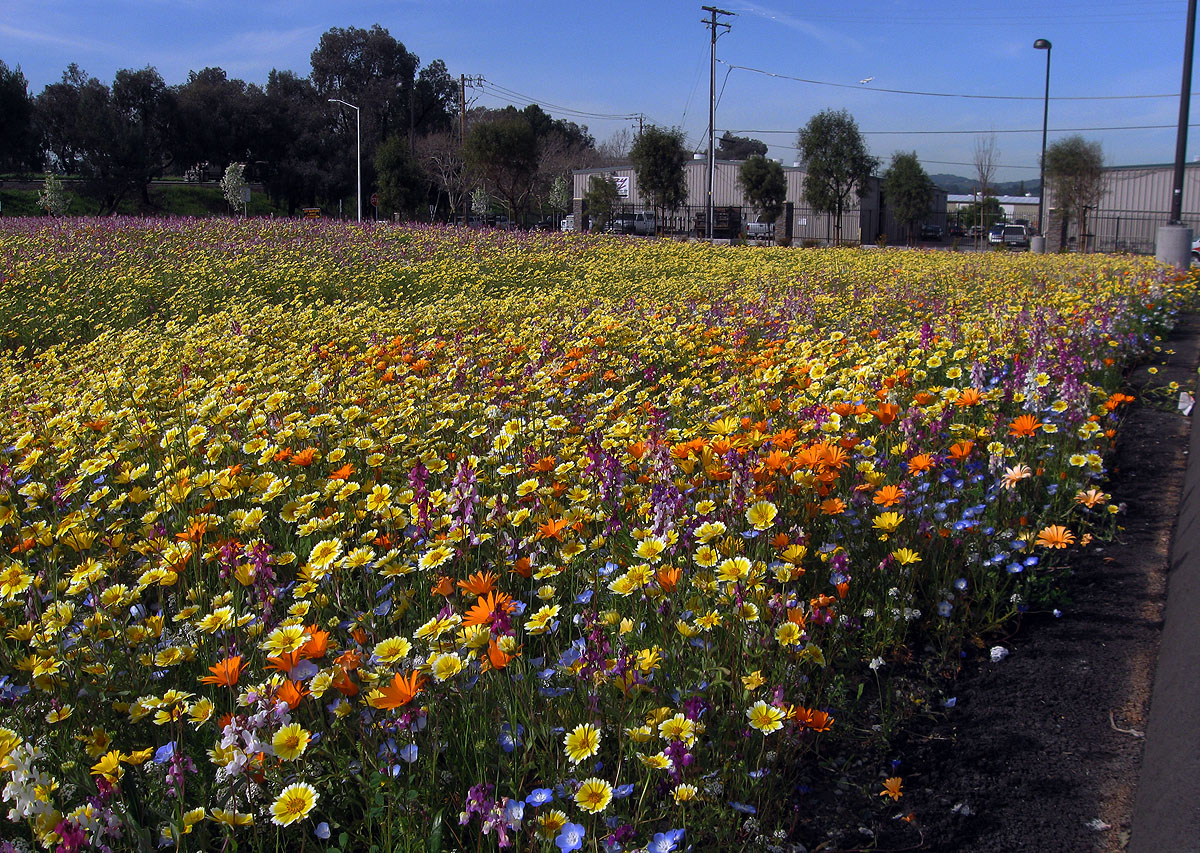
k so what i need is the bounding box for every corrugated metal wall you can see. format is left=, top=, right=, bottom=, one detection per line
left=573, top=160, right=912, bottom=244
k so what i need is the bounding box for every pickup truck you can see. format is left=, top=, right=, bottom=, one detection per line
left=746, top=215, right=775, bottom=241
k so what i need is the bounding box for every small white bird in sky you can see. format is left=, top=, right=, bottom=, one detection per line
left=858, top=76, right=875, bottom=85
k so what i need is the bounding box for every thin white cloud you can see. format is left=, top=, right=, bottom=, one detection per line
left=0, top=22, right=114, bottom=53
left=732, top=1, right=863, bottom=53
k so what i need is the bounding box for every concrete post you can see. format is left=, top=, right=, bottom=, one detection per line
left=1155, top=223, right=1193, bottom=269
left=1030, top=236, right=1047, bottom=254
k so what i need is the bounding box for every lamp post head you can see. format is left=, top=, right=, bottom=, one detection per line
left=1033, top=38, right=1051, bottom=50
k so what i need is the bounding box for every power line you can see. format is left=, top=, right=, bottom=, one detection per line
left=476, top=80, right=642, bottom=122
left=723, top=123, right=1200, bottom=136
left=721, top=61, right=1197, bottom=101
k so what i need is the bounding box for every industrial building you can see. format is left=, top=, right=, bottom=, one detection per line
left=571, top=158, right=948, bottom=245
left=1043, top=162, right=1200, bottom=253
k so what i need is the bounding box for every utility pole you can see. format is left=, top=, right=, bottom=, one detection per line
left=702, top=6, right=733, bottom=241
left=459, top=74, right=484, bottom=226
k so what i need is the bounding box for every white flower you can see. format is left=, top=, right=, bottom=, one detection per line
left=989, top=645, right=1010, bottom=663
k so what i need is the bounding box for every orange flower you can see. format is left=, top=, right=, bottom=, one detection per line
left=332, top=669, right=359, bottom=697
left=266, top=650, right=302, bottom=674
left=770, top=532, right=790, bottom=549
left=328, top=463, right=355, bottom=481
left=510, top=556, right=533, bottom=578
left=880, top=777, right=904, bottom=801
left=275, top=680, right=309, bottom=709
left=335, top=649, right=362, bottom=671
left=655, top=566, right=682, bottom=593
left=804, top=709, right=834, bottom=732
left=872, top=485, right=904, bottom=507
left=948, top=440, right=974, bottom=460
left=430, top=575, right=455, bottom=596
left=199, top=655, right=244, bottom=688
left=913, top=391, right=936, bottom=406
left=463, top=591, right=516, bottom=628
left=537, top=517, right=568, bottom=541
left=1035, top=524, right=1075, bottom=549
left=954, top=388, right=983, bottom=407
left=273, top=446, right=293, bottom=462
left=530, top=455, right=556, bottom=473
left=457, top=571, right=498, bottom=596
left=819, top=497, right=846, bottom=516
left=485, top=638, right=514, bottom=670
left=176, top=518, right=208, bottom=543
left=870, top=403, right=900, bottom=425
left=1008, top=414, right=1043, bottom=437
left=300, top=627, right=329, bottom=660
left=907, top=454, right=935, bottom=474
left=786, top=607, right=808, bottom=627
left=627, top=441, right=647, bottom=460
left=290, top=447, right=318, bottom=467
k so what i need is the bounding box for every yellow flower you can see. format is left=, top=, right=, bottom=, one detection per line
left=272, top=723, right=310, bottom=761
left=574, top=777, right=613, bottom=814
left=746, top=700, right=785, bottom=734
left=563, top=722, right=602, bottom=765
left=742, top=670, right=766, bottom=691
left=90, top=749, right=125, bottom=782
left=745, top=500, right=778, bottom=530
left=891, top=548, right=922, bottom=565
left=210, top=808, right=254, bottom=827
left=672, top=783, right=699, bottom=803
left=270, top=782, right=318, bottom=826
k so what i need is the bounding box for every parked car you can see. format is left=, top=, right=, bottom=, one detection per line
left=919, top=224, right=943, bottom=241
left=746, top=215, right=776, bottom=240
left=967, top=225, right=984, bottom=239
left=988, top=224, right=1006, bottom=245
left=606, top=211, right=657, bottom=236
left=1002, top=224, right=1031, bottom=249
left=1192, top=235, right=1200, bottom=263
left=948, top=224, right=966, bottom=238
left=560, top=214, right=575, bottom=232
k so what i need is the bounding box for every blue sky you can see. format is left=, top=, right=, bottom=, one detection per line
left=1, top=0, right=1195, bottom=183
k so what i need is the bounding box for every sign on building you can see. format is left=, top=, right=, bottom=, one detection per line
left=614, top=176, right=630, bottom=199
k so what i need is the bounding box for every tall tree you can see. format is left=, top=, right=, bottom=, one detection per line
left=629, top=125, right=687, bottom=226
left=584, top=174, right=621, bottom=232
left=0, top=61, right=40, bottom=173
left=416, top=131, right=470, bottom=221
left=464, top=111, right=539, bottom=224
left=738, top=155, right=786, bottom=222
left=882, top=151, right=933, bottom=245
left=1044, top=135, right=1104, bottom=251
left=374, top=134, right=427, bottom=219
left=172, top=67, right=261, bottom=178
left=797, top=109, right=878, bottom=243
left=716, top=131, right=768, bottom=160
left=259, top=69, right=333, bottom=214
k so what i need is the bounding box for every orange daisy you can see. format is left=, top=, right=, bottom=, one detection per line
left=463, top=591, right=516, bottom=628
left=199, top=655, right=244, bottom=688
left=1008, top=414, right=1043, bottom=437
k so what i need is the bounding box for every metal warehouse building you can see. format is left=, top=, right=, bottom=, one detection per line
left=571, top=158, right=948, bottom=245
left=1044, top=162, right=1200, bottom=254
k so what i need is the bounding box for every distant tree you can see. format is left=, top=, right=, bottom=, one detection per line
left=37, top=173, right=71, bottom=215
left=716, top=131, right=767, bottom=160
left=36, top=65, right=176, bottom=213
left=416, top=131, right=470, bottom=220
left=629, top=125, right=687, bottom=225
left=549, top=174, right=572, bottom=217
left=953, top=196, right=1003, bottom=231
left=220, top=162, right=248, bottom=215
left=1044, top=135, right=1104, bottom=251
left=258, top=69, right=332, bottom=214
left=172, top=68, right=261, bottom=178
left=411, top=60, right=458, bottom=138
left=594, top=128, right=633, bottom=165
left=973, top=134, right=999, bottom=202
left=584, top=174, right=621, bottom=232
left=0, top=61, right=40, bottom=172
left=464, top=112, right=539, bottom=224
left=797, top=109, right=878, bottom=243
left=882, top=151, right=933, bottom=244
left=374, top=134, right=427, bottom=220
left=738, top=155, right=786, bottom=222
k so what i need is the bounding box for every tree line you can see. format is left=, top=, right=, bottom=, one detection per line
left=0, top=24, right=627, bottom=220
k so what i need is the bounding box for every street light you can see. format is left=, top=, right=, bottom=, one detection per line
left=1034, top=39, right=1051, bottom=241
left=328, top=98, right=361, bottom=222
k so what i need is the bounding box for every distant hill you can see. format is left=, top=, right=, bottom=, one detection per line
left=929, top=173, right=1040, bottom=197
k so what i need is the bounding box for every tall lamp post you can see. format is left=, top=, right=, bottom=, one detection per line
left=1033, top=39, right=1051, bottom=250
left=328, top=98, right=361, bottom=222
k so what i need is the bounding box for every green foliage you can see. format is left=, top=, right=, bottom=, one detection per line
left=629, top=126, right=688, bottom=218
left=716, top=131, right=768, bottom=160
left=882, top=151, right=933, bottom=243
left=1045, top=135, right=1104, bottom=238
left=374, top=135, right=427, bottom=220
left=0, top=61, right=39, bottom=173
left=738, top=155, right=787, bottom=222
left=797, top=109, right=879, bottom=242
left=954, top=197, right=1004, bottom=231
left=584, top=174, right=621, bottom=231
left=36, top=173, right=72, bottom=216
left=220, top=163, right=248, bottom=215
left=464, top=113, right=539, bottom=224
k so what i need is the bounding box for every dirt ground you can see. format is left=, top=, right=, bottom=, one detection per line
left=788, top=314, right=1200, bottom=853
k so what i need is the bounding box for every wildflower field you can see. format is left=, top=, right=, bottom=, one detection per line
left=0, top=218, right=1194, bottom=852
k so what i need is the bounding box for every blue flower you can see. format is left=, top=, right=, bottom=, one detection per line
left=398, top=743, right=418, bottom=763
left=526, top=787, right=554, bottom=807
left=729, top=801, right=757, bottom=814
left=153, top=742, right=176, bottom=764
left=314, top=822, right=331, bottom=840
left=613, top=783, right=634, bottom=799
left=647, top=828, right=685, bottom=853
left=498, top=722, right=525, bottom=753
left=556, top=822, right=586, bottom=852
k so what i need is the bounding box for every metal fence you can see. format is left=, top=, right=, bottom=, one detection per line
left=1085, top=211, right=1200, bottom=255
